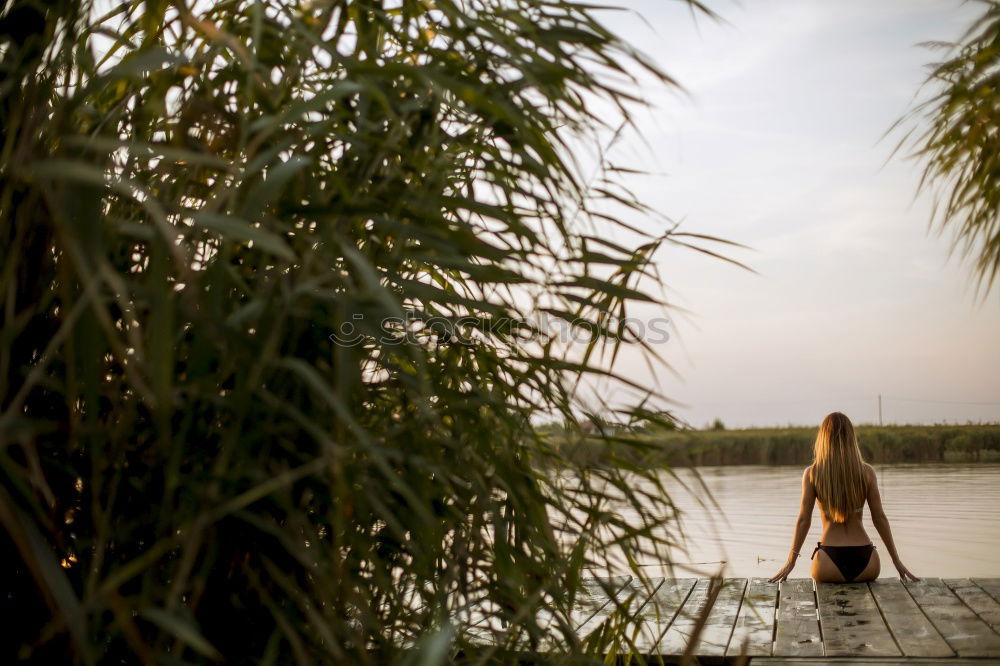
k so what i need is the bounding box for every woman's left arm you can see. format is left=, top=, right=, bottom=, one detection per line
left=769, top=467, right=816, bottom=583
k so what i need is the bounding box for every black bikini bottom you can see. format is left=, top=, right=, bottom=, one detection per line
left=811, top=541, right=875, bottom=582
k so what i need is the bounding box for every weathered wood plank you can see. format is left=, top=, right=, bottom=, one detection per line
left=727, top=577, right=777, bottom=657
left=869, top=578, right=953, bottom=657
left=697, top=578, right=747, bottom=656
left=572, top=576, right=663, bottom=652
left=488, top=575, right=634, bottom=651
left=946, top=578, right=1000, bottom=632
left=573, top=575, right=638, bottom=641
left=441, top=576, right=1000, bottom=657
left=973, top=577, right=1000, bottom=605
left=572, top=575, right=632, bottom=631
left=654, top=578, right=745, bottom=655
left=905, top=577, right=1000, bottom=657
left=816, top=582, right=900, bottom=656
left=658, top=578, right=714, bottom=655
left=630, top=578, right=696, bottom=655
left=773, top=578, right=823, bottom=657
left=751, top=657, right=993, bottom=666
left=464, top=576, right=659, bottom=651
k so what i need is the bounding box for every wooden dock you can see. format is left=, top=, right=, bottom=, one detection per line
left=482, top=576, right=1000, bottom=662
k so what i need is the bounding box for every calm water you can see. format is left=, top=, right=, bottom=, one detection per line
left=609, top=463, right=1000, bottom=579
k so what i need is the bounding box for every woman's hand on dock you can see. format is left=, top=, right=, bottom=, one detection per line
left=769, top=558, right=796, bottom=583
left=892, top=559, right=920, bottom=582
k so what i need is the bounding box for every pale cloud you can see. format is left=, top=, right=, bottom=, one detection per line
left=578, top=0, right=1000, bottom=428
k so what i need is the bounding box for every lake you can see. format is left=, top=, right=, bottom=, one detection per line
left=608, top=463, right=1000, bottom=579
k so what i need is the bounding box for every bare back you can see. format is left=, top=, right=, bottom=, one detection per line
left=809, top=463, right=874, bottom=546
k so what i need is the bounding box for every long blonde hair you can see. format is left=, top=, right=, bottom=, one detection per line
left=811, top=412, right=867, bottom=523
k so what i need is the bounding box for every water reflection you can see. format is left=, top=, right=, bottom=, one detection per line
left=608, top=463, right=1000, bottom=578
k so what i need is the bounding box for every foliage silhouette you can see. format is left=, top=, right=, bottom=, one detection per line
left=899, top=0, right=1000, bottom=297
left=0, top=0, right=734, bottom=663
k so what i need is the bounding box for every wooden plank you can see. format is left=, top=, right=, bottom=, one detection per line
left=656, top=578, right=745, bottom=655
left=572, top=575, right=632, bottom=631
left=516, top=575, right=632, bottom=653
left=727, top=577, right=778, bottom=657
left=751, top=657, right=976, bottom=666
left=467, top=577, right=655, bottom=651
left=973, top=577, right=1000, bottom=605
left=945, top=578, right=1000, bottom=632
left=869, top=578, right=953, bottom=657
left=572, top=575, right=637, bottom=640
left=773, top=578, right=823, bottom=657
left=816, top=582, right=900, bottom=657
left=905, top=577, right=1000, bottom=657
left=630, top=578, right=696, bottom=655
left=697, top=578, right=747, bottom=656
left=572, top=576, right=662, bottom=651
left=658, top=578, right=714, bottom=655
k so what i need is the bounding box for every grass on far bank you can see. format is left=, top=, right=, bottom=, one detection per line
left=546, top=423, right=1000, bottom=468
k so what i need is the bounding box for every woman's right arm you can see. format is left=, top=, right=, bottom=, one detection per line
left=866, top=465, right=919, bottom=581
left=769, top=466, right=815, bottom=583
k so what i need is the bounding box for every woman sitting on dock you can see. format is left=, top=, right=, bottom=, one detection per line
left=769, top=411, right=919, bottom=584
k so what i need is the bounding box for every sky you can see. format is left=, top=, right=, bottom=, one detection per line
left=575, top=0, right=1000, bottom=428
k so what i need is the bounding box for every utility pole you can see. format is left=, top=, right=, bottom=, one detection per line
left=878, top=393, right=883, bottom=426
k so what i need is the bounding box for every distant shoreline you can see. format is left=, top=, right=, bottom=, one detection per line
left=554, top=424, right=1000, bottom=467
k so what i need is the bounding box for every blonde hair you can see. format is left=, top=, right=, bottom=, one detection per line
left=811, top=412, right=867, bottom=523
